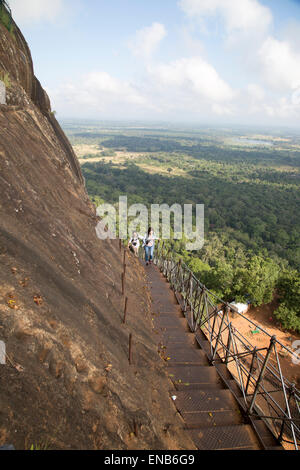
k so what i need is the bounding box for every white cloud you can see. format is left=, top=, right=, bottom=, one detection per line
left=84, top=72, right=147, bottom=106
left=180, top=26, right=206, bottom=55
left=9, top=0, right=65, bottom=24
left=258, top=36, right=300, bottom=91
left=49, top=71, right=152, bottom=118
left=149, top=57, right=234, bottom=103
left=49, top=64, right=300, bottom=123
left=247, top=83, right=265, bottom=101
left=235, top=81, right=300, bottom=122
left=281, top=19, right=300, bottom=53
left=48, top=57, right=236, bottom=120
left=212, top=103, right=233, bottom=116
left=176, top=0, right=300, bottom=123
left=129, top=22, right=167, bottom=59
left=179, top=0, right=272, bottom=40
left=262, top=95, right=300, bottom=120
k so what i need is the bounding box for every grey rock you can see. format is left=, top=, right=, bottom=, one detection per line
left=0, top=340, right=6, bottom=364
left=0, top=80, right=6, bottom=105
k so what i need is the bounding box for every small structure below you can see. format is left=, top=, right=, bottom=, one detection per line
left=0, top=80, right=6, bottom=105
left=230, top=302, right=249, bottom=314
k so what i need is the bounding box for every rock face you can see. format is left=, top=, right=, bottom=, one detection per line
left=0, top=10, right=195, bottom=450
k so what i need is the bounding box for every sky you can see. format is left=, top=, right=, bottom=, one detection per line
left=7, top=0, right=300, bottom=127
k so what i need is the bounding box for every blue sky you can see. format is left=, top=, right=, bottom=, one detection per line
left=8, top=0, right=300, bottom=126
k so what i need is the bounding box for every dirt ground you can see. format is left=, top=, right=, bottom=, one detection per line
left=229, top=299, right=300, bottom=387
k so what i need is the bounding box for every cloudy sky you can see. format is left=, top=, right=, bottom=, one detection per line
left=8, top=0, right=300, bottom=126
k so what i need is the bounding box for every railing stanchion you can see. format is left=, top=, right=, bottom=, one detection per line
left=248, top=336, right=276, bottom=414
left=212, top=306, right=227, bottom=362
left=278, top=384, right=295, bottom=443
left=225, top=322, right=233, bottom=365
left=245, top=347, right=257, bottom=395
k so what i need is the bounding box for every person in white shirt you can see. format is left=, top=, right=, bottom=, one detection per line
left=143, top=227, right=159, bottom=265
left=128, top=231, right=141, bottom=257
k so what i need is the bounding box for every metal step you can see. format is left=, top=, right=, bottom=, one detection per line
left=175, top=382, right=223, bottom=391
left=168, top=365, right=224, bottom=391
left=182, top=409, right=243, bottom=429
left=151, top=294, right=179, bottom=305
left=249, top=417, right=283, bottom=450
left=151, top=303, right=180, bottom=314
left=170, top=389, right=239, bottom=414
left=214, top=362, right=234, bottom=381
left=152, top=307, right=184, bottom=318
left=168, top=365, right=223, bottom=388
left=224, top=379, right=244, bottom=399
left=159, top=331, right=196, bottom=346
left=265, top=446, right=284, bottom=451
left=195, top=330, right=212, bottom=358
left=188, top=424, right=259, bottom=450
left=164, top=347, right=209, bottom=366
left=174, top=291, right=186, bottom=312
left=154, top=315, right=190, bottom=330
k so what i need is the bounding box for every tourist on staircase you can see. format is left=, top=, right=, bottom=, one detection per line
left=128, top=231, right=142, bottom=257
left=143, top=227, right=160, bottom=266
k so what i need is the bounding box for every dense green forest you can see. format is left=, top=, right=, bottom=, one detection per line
left=83, top=161, right=300, bottom=266
left=64, top=122, right=300, bottom=332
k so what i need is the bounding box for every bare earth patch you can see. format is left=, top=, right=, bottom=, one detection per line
left=229, top=299, right=300, bottom=386
left=73, top=144, right=101, bottom=158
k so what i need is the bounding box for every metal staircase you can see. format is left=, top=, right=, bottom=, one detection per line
left=143, top=245, right=300, bottom=450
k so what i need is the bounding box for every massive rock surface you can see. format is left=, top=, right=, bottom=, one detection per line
left=0, top=12, right=194, bottom=450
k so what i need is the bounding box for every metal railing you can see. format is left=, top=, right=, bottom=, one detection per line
left=145, top=242, right=300, bottom=450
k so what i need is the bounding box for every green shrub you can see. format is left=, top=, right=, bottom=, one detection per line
left=0, top=70, right=11, bottom=88
left=274, top=269, right=300, bottom=333
left=274, top=304, right=300, bottom=333
left=0, top=4, right=14, bottom=34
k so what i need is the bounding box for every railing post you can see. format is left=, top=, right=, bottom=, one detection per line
left=175, top=258, right=182, bottom=292
left=122, top=297, right=128, bottom=324
left=189, top=273, right=194, bottom=329
left=212, top=304, right=225, bottom=342
left=156, top=240, right=161, bottom=264
left=192, top=283, right=201, bottom=329
left=183, top=271, right=192, bottom=313
left=245, top=347, right=257, bottom=395
left=225, top=322, right=233, bottom=365
left=165, top=249, right=169, bottom=278
left=164, top=248, right=169, bottom=276
left=197, top=289, right=209, bottom=330
left=159, top=241, right=164, bottom=271
left=212, top=306, right=228, bottom=362
left=248, top=336, right=276, bottom=414
left=167, top=250, right=172, bottom=280
left=278, top=383, right=295, bottom=442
